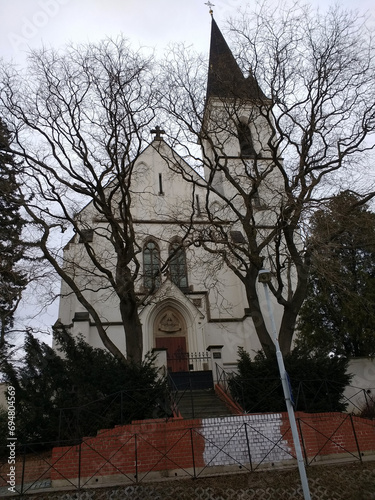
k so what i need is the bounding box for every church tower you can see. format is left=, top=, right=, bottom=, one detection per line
left=202, top=17, right=280, bottom=207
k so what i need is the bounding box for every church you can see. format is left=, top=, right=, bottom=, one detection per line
left=55, top=17, right=284, bottom=381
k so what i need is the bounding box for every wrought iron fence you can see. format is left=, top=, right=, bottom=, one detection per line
left=57, top=387, right=173, bottom=443
left=54, top=368, right=375, bottom=443
left=1, top=412, right=374, bottom=497
left=167, top=351, right=210, bottom=372
left=57, top=366, right=213, bottom=443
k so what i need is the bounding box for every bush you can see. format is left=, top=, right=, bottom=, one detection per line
left=0, top=329, right=168, bottom=447
left=229, top=348, right=351, bottom=413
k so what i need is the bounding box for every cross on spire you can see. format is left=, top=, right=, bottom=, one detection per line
left=151, top=125, right=165, bottom=141
left=205, top=1, right=215, bottom=16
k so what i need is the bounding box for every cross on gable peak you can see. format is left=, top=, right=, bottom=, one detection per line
left=151, top=125, right=165, bottom=141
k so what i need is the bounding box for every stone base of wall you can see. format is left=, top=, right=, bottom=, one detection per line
left=2, top=460, right=375, bottom=499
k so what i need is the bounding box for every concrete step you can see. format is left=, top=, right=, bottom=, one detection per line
left=176, top=389, right=233, bottom=419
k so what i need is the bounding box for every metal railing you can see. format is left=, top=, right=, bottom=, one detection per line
left=57, top=386, right=172, bottom=442
left=215, top=363, right=375, bottom=415
left=167, top=351, right=210, bottom=372
left=1, top=412, right=374, bottom=496
left=49, top=366, right=375, bottom=445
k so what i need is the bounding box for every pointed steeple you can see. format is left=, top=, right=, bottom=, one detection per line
left=206, top=18, right=266, bottom=101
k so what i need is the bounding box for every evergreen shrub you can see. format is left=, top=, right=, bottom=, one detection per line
left=0, top=328, right=167, bottom=450
left=228, top=347, right=351, bottom=414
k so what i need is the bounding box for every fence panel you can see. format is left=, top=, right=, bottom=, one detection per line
left=1, top=412, right=375, bottom=496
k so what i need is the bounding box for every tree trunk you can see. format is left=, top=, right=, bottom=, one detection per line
left=245, top=269, right=276, bottom=356
left=119, top=299, right=143, bottom=364
left=278, top=306, right=298, bottom=356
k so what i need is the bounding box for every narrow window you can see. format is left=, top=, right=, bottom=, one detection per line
left=230, top=230, right=246, bottom=244
left=196, top=194, right=201, bottom=216
left=252, top=182, right=262, bottom=208
left=169, top=241, right=188, bottom=290
left=143, top=241, right=160, bottom=289
left=237, top=122, right=255, bottom=157
left=253, top=190, right=261, bottom=208
left=79, top=229, right=94, bottom=243
left=158, top=173, right=164, bottom=195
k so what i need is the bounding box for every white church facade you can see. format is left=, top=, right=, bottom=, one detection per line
left=55, top=18, right=284, bottom=377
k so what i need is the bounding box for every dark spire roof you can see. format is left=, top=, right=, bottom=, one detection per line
left=206, top=18, right=266, bottom=101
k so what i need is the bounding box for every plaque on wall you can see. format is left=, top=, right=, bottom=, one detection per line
left=158, top=311, right=182, bottom=334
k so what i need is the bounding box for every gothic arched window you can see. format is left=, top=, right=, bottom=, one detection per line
left=169, top=241, right=188, bottom=290
left=143, top=241, right=160, bottom=289
left=237, top=122, right=255, bottom=157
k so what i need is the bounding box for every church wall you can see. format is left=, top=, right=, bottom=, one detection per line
left=204, top=317, right=262, bottom=364
left=55, top=157, right=260, bottom=364
left=55, top=157, right=285, bottom=365
left=202, top=99, right=274, bottom=160
left=130, top=143, right=204, bottom=222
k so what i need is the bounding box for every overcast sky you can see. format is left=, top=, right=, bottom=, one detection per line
left=1, top=0, right=374, bottom=66
left=1, top=0, right=374, bottom=338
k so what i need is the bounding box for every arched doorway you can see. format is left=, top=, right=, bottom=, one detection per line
left=154, top=307, right=188, bottom=373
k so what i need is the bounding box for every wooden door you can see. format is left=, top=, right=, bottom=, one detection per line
left=155, top=336, right=188, bottom=372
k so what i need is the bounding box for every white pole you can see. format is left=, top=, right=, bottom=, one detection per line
left=259, top=270, right=311, bottom=500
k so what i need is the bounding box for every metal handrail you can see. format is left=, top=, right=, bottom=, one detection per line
left=214, top=364, right=375, bottom=415
left=166, top=372, right=185, bottom=418
left=167, top=351, right=210, bottom=371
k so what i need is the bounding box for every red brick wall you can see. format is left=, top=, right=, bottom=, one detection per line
left=2, top=412, right=374, bottom=490
left=51, top=417, right=205, bottom=482
left=0, top=452, right=52, bottom=488
left=51, top=412, right=375, bottom=483
left=281, top=412, right=375, bottom=460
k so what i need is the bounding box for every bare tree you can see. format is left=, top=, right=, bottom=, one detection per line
left=159, top=3, right=375, bottom=356
left=0, top=37, right=185, bottom=365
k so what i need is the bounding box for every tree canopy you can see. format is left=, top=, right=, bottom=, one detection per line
left=0, top=329, right=167, bottom=446
left=229, top=347, right=351, bottom=413
left=159, top=2, right=375, bottom=355
left=0, top=39, right=170, bottom=364
left=0, top=118, right=27, bottom=354
left=297, top=192, right=375, bottom=358
left=0, top=2, right=374, bottom=361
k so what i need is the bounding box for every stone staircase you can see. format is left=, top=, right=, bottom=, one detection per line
left=175, top=388, right=233, bottom=419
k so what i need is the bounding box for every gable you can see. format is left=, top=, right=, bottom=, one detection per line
left=70, top=139, right=207, bottom=226
left=125, top=140, right=207, bottom=223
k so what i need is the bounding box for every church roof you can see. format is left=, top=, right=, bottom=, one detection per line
left=206, top=18, right=267, bottom=101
